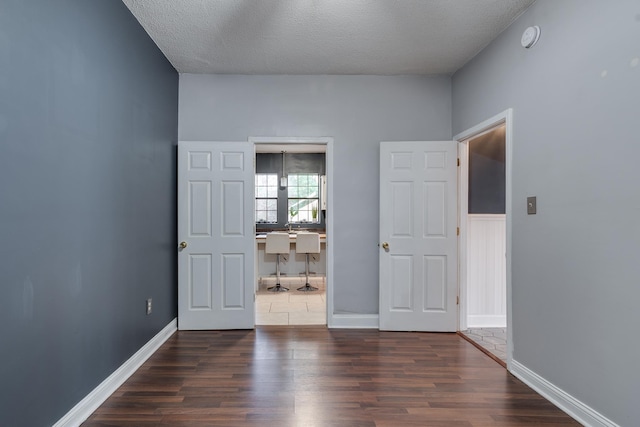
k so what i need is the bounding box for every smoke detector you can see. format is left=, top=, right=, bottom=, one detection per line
left=521, top=26, right=541, bottom=48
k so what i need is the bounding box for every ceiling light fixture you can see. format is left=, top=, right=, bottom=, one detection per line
left=280, top=151, right=287, bottom=188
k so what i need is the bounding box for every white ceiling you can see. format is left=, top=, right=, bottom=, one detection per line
left=122, top=0, right=535, bottom=75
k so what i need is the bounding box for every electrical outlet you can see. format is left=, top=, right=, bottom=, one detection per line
left=146, top=298, right=152, bottom=315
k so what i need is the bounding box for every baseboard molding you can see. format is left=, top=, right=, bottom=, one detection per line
left=467, top=314, right=506, bottom=328
left=510, top=359, right=619, bottom=427
left=54, top=318, right=178, bottom=427
left=329, top=314, right=379, bottom=329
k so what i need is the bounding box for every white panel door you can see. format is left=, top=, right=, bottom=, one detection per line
left=178, top=141, right=255, bottom=330
left=379, top=141, right=458, bottom=331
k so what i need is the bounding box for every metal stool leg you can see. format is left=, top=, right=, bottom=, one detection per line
left=297, top=253, right=318, bottom=292
left=268, top=254, right=289, bottom=292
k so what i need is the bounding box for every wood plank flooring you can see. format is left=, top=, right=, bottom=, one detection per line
left=83, top=327, right=580, bottom=426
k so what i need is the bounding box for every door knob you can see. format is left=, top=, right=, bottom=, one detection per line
left=381, top=242, right=389, bottom=250
left=179, top=241, right=188, bottom=249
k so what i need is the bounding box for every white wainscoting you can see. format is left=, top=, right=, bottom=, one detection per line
left=467, top=214, right=506, bottom=328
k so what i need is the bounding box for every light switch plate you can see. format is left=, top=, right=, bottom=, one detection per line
left=527, top=196, right=537, bottom=215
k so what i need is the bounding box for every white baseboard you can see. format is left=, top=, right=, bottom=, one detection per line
left=467, top=314, right=506, bottom=328
left=510, top=359, right=619, bottom=427
left=54, top=318, right=178, bottom=427
left=329, top=314, right=379, bottom=329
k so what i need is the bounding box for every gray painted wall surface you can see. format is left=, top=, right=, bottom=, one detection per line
left=0, top=1, right=178, bottom=425
left=453, top=1, right=639, bottom=424
left=468, top=128, right=506, bottom=214
left=179, top=74, right=451, bottom=314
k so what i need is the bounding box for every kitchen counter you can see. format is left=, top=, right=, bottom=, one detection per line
left=255, top=232, right=327, bottom=289
left=255, top=233, right=326, bottom=243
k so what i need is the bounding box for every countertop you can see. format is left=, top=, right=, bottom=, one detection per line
left=256, top=232, right=326, bottom=243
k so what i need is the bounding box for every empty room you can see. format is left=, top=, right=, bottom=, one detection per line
left=1, top=1, right=638, bottom=426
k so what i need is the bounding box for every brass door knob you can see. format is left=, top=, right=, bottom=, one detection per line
left=179, top=241, right=188, bottom=249
left=381, top=242, right=389, bottom=250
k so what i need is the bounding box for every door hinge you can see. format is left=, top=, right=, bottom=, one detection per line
left=457, top=227, right=460, bottom=236
left=457, top=158, right=460, bottom=167
left=457, top=296, right=460, bottom=305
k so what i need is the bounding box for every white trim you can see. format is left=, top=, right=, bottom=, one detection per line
left=250, top=137, right=335, bottom=328
left=54, top=319, right=177, bottom=427
left=453, top=109, right=511, bottom=141
left=458, top=141, right=469, bottom=331
left=511, top=360, right=620, bottom=427
left=249, top=136, right=332, bottom=146
left=467, top=315, right=506, bottom=328
left=454, top=108, right=513, bottom=369
left=329, top=314, right=379, bottom=329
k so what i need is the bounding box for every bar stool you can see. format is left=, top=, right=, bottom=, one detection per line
left=295, top=232, right=320, bottom=292
left=265, top=232, right=290, bottom=292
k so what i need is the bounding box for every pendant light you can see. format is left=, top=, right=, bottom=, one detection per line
left=280, top=151, right=287, bottom=188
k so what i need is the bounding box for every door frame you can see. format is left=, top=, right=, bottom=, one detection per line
left=453, top=108, right=513, bottom=369
left=249, top=136, right=334, bottom=326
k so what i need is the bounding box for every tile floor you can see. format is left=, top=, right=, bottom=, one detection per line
left=460, top=327, right=507, bottom=363
left=256, top=276, right=326, bottom=326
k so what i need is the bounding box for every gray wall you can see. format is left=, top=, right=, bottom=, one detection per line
left=468, top=127, right=506, bottom=214
left=179, top=74, right=451, bottom=314
left=453, top=1, right=640, bottom=424
left=0, top=1, right=178, bottom=426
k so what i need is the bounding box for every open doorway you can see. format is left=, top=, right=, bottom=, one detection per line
left=455, top=110, right=513, bottom=368
left=460, top=125, right=507, bottom=364
left=251, top=138, right=332, bottom=326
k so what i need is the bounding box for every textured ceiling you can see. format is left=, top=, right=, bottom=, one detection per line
left=122, top=0, right=535, bottom=75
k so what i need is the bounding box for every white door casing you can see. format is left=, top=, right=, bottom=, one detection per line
left=454, top=108, right=513, bottom=367
left=379, top=141, right=458, bottom=332
left=178, top=141, right=255, bottom=330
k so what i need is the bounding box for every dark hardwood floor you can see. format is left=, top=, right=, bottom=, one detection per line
left=83, top=327, right=580, bottom=426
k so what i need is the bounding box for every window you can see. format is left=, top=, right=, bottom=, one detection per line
left=255, top=174, right=278, bottom=223
left=287, top=173, right=319, bottom=223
